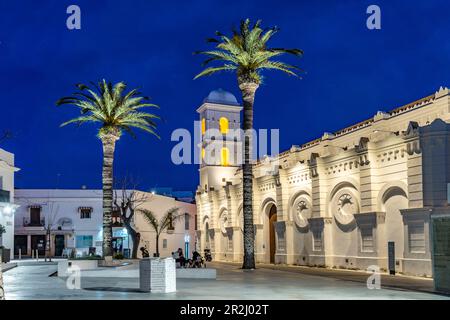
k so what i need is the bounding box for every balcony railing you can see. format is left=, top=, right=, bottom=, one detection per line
left=0, top=189, right=10, bottom=203
left=23, top=217, right=45, bottom=227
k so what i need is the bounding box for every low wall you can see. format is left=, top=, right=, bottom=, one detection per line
left=58, top=259, right=99, bottom=277
left=176, top=268, right=217, bottom=279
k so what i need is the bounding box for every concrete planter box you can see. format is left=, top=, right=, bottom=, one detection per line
left=58, top=259, right=99, bottom=277
left=176, top=268, right=217, bottom=279
left=140, top=257, right=176, bottom=293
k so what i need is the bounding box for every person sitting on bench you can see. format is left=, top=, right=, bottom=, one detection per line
left=175, top=248, right=186, bottom=268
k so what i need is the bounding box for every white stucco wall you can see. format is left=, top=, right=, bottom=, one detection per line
left=14, top=189, right=196, bottom=258
left=197, top=87, right=450, bottom=277
left=0, top=148, right=19, bottom=259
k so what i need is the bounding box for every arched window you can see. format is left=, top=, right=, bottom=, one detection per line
left=201, top=118, right=206, bottom=135
left=219, top=117, right=229, bottom=134
left=221, top=147, right=229, bottom=166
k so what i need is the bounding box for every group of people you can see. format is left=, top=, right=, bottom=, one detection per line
left=171, top=248, right=204, bottom=268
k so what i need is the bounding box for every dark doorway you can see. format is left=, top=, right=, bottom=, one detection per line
left=30, top=207, right=41, bottom=226
left=31, top=235, right=46, bottom=256
left=432, top=217, right=450, bottom=294
left=14, top=235, right=28, bottom=256
left=269, top=205, right=277, bottom=264
left=54, top=235, right=65, bottom=256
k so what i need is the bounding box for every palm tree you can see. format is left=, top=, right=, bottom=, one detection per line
left=57, top=80, right=159, bottom=258
left=194, top=19, right=303, bottom=269
left=140, top=207, right=181, bottom=257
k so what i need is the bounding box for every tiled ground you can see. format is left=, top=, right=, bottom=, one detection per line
left=3, top=262, right=449, bottom=300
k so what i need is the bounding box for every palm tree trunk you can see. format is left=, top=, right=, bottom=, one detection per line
left=155, top=233, right=160, bottom=257
left=239, top=82, right=259, bottom=269
left=101, top=134, right=118, bottom=258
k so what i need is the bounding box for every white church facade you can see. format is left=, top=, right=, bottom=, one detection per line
left=195, top=87, right=450, bottom=277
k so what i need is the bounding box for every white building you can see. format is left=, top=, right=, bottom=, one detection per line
left=196, top=87, right=450, bottom=278
left=0, top=148, right=19, bottom=260
left=14, top=189, right=196, bottom=258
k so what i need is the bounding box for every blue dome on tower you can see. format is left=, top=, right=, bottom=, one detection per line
left=204, top=88, right=239, bottom=106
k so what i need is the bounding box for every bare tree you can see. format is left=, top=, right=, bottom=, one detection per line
left=113, top=177, right=149, bottom=259
left=44, top=201, right=60, bottom=262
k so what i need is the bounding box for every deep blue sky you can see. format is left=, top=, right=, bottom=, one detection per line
left=1, top=0, right=449, bottom=192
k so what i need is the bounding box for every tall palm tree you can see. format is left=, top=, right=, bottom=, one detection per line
left=57, top=80, right=159, bottom=258
left=195, top=19, right=303, bottom=269
left=140, top=207, right=181, bottom=257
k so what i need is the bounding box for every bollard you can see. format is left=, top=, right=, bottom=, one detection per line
left=19, top=248, right=21, bottom=260
left=36, top=250, right=39, bottom=261
left=32, top=249, right=34, bottom=259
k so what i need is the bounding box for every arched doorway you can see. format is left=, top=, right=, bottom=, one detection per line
left=268, top=205, right=277, bottom=263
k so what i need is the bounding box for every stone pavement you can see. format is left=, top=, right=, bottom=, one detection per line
left=2, top=261, right=449, bottom=300
left=209, top=261, right=437, bottom=294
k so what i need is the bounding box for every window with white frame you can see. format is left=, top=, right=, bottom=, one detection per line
left=409, top=222, right=425, bottom=253
left=360, top=225, right=374, bottom=252
left=312, top=228, right=323, bottom=251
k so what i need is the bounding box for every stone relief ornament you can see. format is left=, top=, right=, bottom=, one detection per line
left=333, top=190, right=358, bottom=225
left=220, top=211, right=229, bottom=234
left=293, top=196, right=312, bottom=228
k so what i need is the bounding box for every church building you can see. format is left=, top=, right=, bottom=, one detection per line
left=196, top=87, right=450, bottom=278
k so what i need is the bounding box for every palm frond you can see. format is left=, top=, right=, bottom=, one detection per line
left=194, top=65, right=237, bottom=79
left=57, top=80, right=160, bottom=139
left=140, top=209, right=159, bottom=232
left=194, top=18, right=304, bottom=84
left=160, top=207, right=181, bottom=231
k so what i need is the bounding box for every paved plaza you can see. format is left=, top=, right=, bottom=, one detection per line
left=2, top=261, right=449, bottom=300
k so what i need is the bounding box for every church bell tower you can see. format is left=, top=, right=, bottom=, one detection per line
left=197, top=89, right=242, bottom=192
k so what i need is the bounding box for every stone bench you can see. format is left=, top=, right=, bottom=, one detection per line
left=176, top=268, right=217, bottom=279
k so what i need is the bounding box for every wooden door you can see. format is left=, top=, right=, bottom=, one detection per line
left=269, top=205, right=277, bottom=264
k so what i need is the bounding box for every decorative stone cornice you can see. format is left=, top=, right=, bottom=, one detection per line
left=355, top=137, right=370, bottom=153
left=373, top=111, right=390, bottom=122
left=308, top=216, right=333, bottom=225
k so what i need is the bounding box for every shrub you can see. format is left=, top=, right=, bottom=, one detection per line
left=113, top=253, right=124, bottom=260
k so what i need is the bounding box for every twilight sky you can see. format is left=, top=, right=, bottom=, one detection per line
left=0, top=0, right=449, bottom=192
